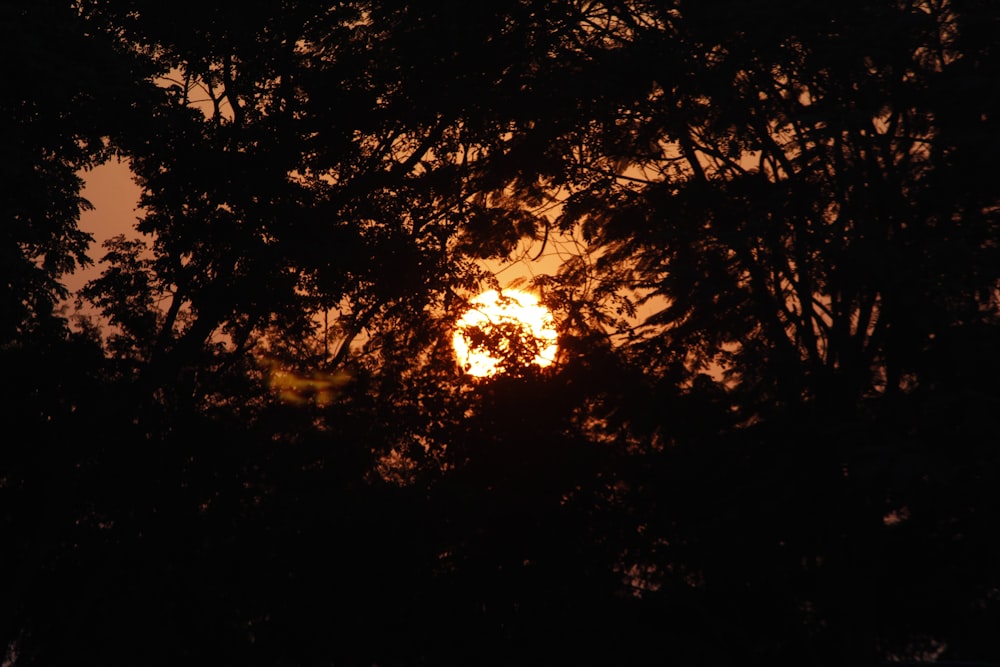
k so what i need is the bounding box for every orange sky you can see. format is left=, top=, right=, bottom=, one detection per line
left=67, top=157, right=143, bottom=295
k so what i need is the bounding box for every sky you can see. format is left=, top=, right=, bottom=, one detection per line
left=67, top=156, right=143, bottom=295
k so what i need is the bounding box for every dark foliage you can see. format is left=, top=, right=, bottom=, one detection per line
left=2, top=1, right=998, bottom=665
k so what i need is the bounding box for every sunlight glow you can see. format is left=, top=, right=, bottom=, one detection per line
left=452, top=289, right=558, bottom=377
left=256, top=353, right=350, bottom=406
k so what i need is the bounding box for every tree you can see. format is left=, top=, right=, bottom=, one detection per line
left=547, top=0, right=998, bottom=417
left=4, top=1, right=999, bottom=665
left=517, top=1, right=1000, bottom=662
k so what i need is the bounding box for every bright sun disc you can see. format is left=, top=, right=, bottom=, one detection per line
left=453, top=289, right=558, bottom=377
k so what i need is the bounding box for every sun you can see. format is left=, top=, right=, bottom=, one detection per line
left=453, top=289, right=558, bottom=377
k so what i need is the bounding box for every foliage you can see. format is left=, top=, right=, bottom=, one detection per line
left=2, top=1, right=998, bottom=665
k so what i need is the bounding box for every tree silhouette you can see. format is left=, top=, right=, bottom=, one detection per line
left=536, top=0, right=999, bottom=418
left=2, top=1, right=998, bottom=665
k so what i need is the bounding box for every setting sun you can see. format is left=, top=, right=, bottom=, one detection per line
left=453, top=289, right=558, bottom=377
